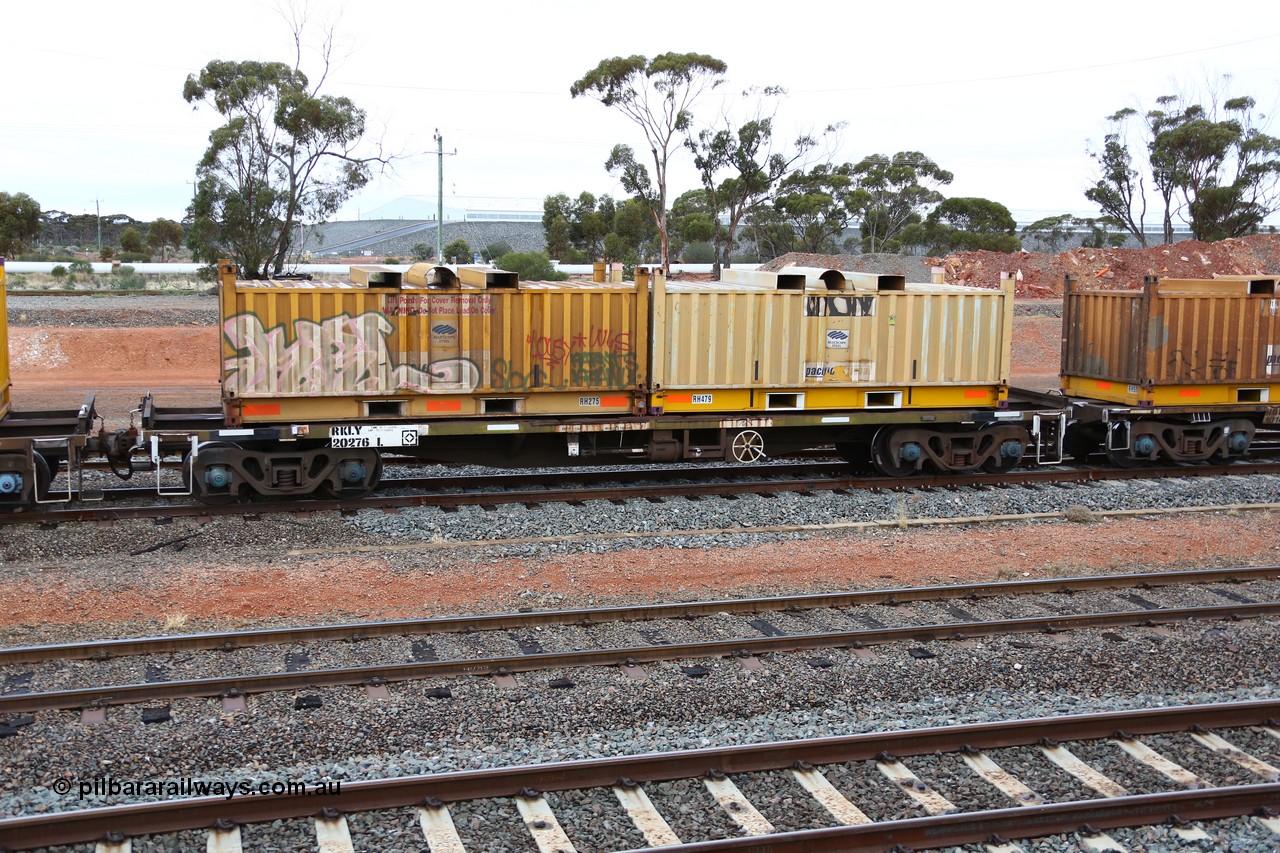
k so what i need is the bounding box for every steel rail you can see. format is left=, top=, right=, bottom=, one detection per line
left=2, top=602, right=1274, bottom=714
left=2, top=565, right=1274, bottom=666
left=9, top=459, right=1280, bottom=526
left=0, top=701, right=1275, bottom=850
left=67, top=459, right=851, bottom=498
left=662, top=786, right=1280, bottom=852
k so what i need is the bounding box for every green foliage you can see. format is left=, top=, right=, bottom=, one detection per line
left=119, top=226, right=144, bottom=254
left=383, top=258, right=402, bottom=264
left=0, top=191, right=42, bottom=258
left=68, top=260, right=93, bottom=274
left=411, top=242, right=433, bottom=261
left=852, top=152, right=953, bottom=253
left=118, top=252, right=152, bottom=263
left=773, top=162, right=861, bottom=253
left=1021, top=214, right=1126, bottom=251
left=99, top=246, right=115, bottom=261
left=109, top=265, right=145, bottom=290
left=50, top=265, right=67, bottom=278
left=909, top=197, right=1021, bottom=254
left=443, top=238, right=471, bottom=262
left=482, top=241, right=513, bottom=262
left=743, top=205, right=798, bottom=260
left=543, top=191, right=655, bottom=263
left=496, top=251, right=567, bottom=281
left=183, top=45, right=379, bottom=277
left=147, top=218, right=184, bottom=261
left=543, top=192, right=616, bottom=260
left=572, top=53, right=727, bottom=272
left=686, top=94, right=834, bottom=274
left=681, top=241, right=715, bottom=263
left=1088, top=87, right=1280, bottom=243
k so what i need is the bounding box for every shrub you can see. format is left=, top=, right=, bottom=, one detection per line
left=383, top=257, right=402, bottom=265
left=110, top=267, right=145, bottom=290
left=411, top=242, right=433, bottom=261
left=68, top=260, right=93, bottom=274
left=496, top=251, right=566, bottom=282
left=681, top=241, right=715, bottom=263
left=119, top=252, right=152, bottom=263
left=50, top=265, right=68, bottom=278
left=482, top=240, right=513, bottom=262
left=443, top=238, right=471, bottom=263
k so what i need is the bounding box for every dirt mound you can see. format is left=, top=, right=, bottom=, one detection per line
left=757, top=235, right=1280, bottom=297
left=757, top=252, right=936, bottom=282
left=930, top=234, right=1280, bottom=296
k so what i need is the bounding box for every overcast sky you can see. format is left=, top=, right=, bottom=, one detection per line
left=6, top=1, right=1279, bottom=228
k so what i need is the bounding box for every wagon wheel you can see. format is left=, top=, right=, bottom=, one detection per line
left=870, top=427, right=918, bottom=477
left=729, top=429, right=766, bottom=464
left=32, top=454, right=52, bottom=503
left=321, top=453, right=384, bottom=500
left=0, top=453, right=51, bottom=508
left=183, top=441, right=246, bottom=505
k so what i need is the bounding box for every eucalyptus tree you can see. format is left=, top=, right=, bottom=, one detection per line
left=571, top=53, right=728, bottom=274
left=183, top=25, right=387, bottom=277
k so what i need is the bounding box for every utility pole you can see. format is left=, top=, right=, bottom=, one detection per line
left=92, top=198, right=103, bottom=258
left=434, top=129, right=444, bottom=262
left=433, top=129, right=458, bottom=262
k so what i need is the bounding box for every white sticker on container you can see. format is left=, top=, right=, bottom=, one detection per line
left=692, top=394, right=713, bottom=404
left=826, top=329, right=849, bottom=349
left=1268, top=345, right=1279, bottom=375
left=330, top=424, right=422, bottom=448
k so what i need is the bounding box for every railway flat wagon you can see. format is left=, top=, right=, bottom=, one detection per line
left=145, top=259, right=651, bottom=502
left=1062, top=275, right=1280, bottom=464
left=0, top=258, right=114, bottom=508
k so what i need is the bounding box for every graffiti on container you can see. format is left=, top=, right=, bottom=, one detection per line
left=491, top=352, right=638, bottom=390
left=526, top=328, right=631, bottom=365
left=1166, top=348, right=1237, bottom=382
left=422, top=358, right=481, bottom=392
left=224, top=312, right=481, bottom=394
left=804, top=295, right=876, bottom=318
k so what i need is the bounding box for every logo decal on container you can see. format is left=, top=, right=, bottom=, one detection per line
left=431, top=324, right=457, bottom=335
left=826, top=329, right=850, bottom=349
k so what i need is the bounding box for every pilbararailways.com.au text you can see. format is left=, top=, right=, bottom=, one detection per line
left=51, top=776, right=342, bottom=801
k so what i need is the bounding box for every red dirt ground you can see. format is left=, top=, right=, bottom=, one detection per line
left=3, top=514, right=1277, bottom=629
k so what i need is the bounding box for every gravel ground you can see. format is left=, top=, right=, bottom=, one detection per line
left=6, top=576, right=1276, bottom=696
left=6, top=293, right=217, bottom=327
left=2, top=614, right=1276, bottom=849
left=341, top=468, right=1280, bottom=560
left=7, top=465, right=1280, bottom=584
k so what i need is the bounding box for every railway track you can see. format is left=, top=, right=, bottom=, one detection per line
left=1, top=701, right=1276, bottom=851
left=2, top=566, right=1274, bottom=716
left=10, top=458, right=1280, bottom=526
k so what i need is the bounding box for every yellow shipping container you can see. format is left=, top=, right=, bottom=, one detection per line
left=650, top=270, right=1012, bottom=410
left=218, top=262, right=645, bottom=422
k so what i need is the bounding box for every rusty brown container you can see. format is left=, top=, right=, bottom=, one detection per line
left=217, top=262, right=644, bottom=422
left=1061, top=276, right=1280, bottom=406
